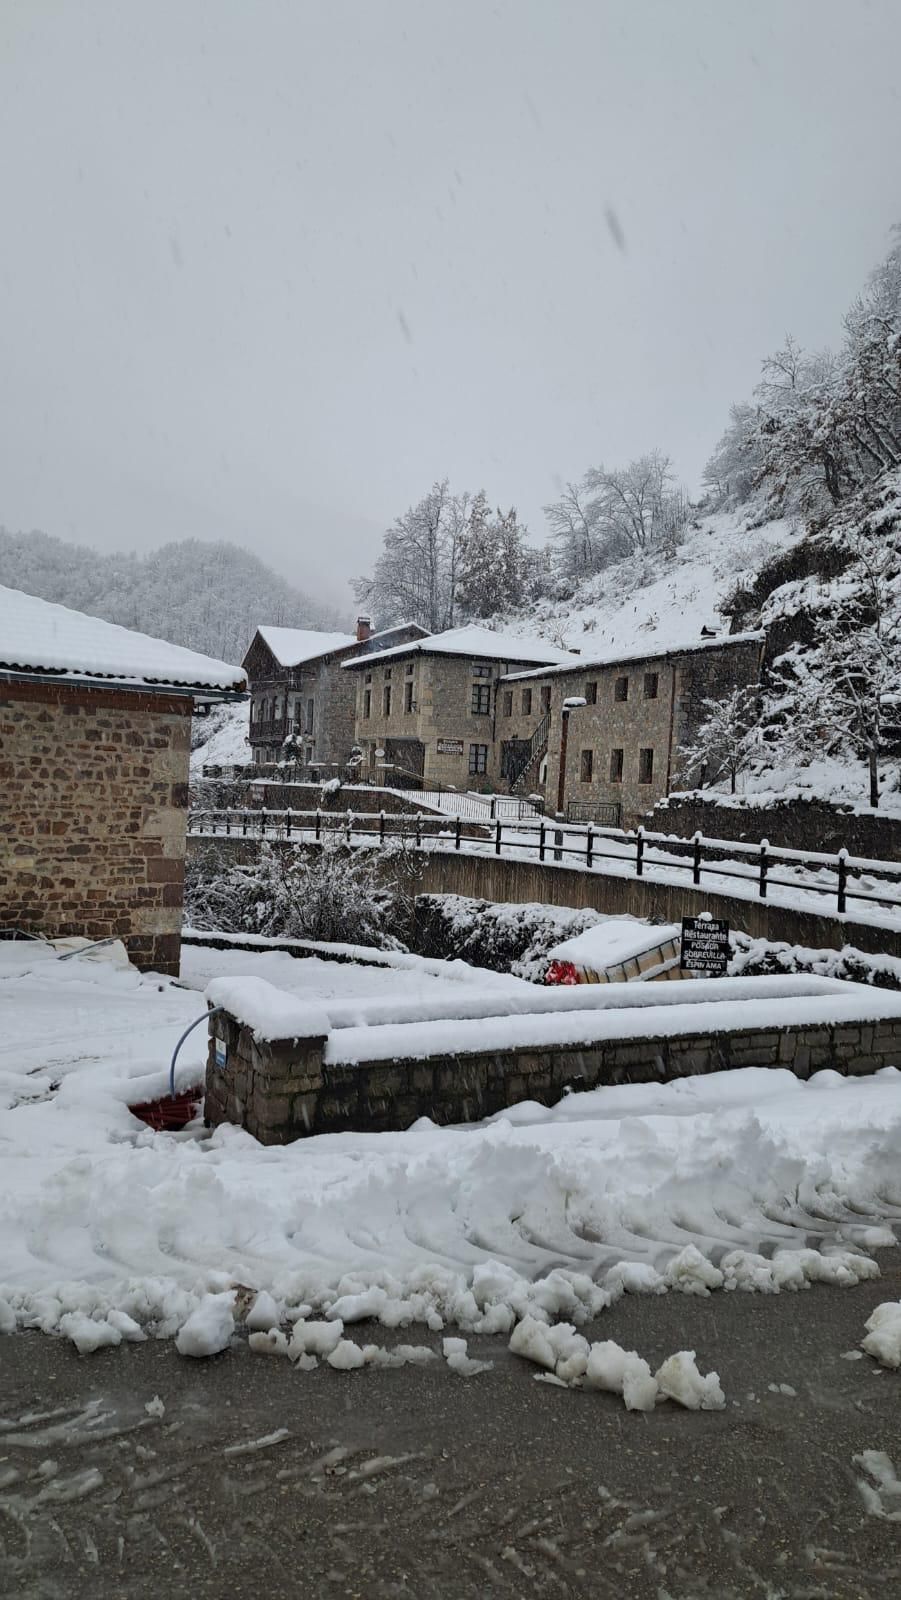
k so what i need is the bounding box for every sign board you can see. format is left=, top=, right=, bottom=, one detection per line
left=680, top=916, right=729, bottom=976
left=436, top=738, right=464, bottom=755
left=214, top=1035, right=228, bottom=1070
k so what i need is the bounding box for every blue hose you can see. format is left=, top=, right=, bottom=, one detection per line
left=169, top=1006, right=226, bottom=1099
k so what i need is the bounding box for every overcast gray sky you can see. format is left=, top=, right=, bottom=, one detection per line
left=2, top=0, right=900, bottom=614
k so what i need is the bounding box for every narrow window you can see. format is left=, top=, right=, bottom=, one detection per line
left=471, top=683, right=491, bottom=715
left=610, top=748, right=624, bottom=783
left=468, top=743, right=488, bottom=775
left=614, top=676, right=629, bottom=702
left=384, top=667, right=392, bottom=680
left=503, top=690, right=513, bottom=718
left=638, top=747, right=654, bottom=784
left=585, top=681, right=598, bottom=705
left=580, top=748, right=594, bottom=783
left=540, top=685, right=552, bottom=712
left=522, top=688, right=533, bottom=716
left=305, top=698, right=314, bottom=733
left=383, top=685, right=392, bottom=716
left=644, top=672, right=659, bottom=700
left=363, top=689, right=371, bottom=719
left=404, top=680, right=413, bottom=713
left=472, top=661, right=491, bottom=678
left=364, top=671, right=372, bottom=684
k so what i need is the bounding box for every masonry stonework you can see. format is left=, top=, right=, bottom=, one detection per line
left=0, top=679, right=192, bottom=973
left=205, top=1009, right=901, bottom=1144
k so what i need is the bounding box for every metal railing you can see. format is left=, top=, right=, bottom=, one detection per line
left=187, top=808, right=901, bottom=923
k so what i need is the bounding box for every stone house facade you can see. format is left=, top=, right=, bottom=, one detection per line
left=344, top=625, right=577, bottom=791
left=1, top=585, right=245, bottom=974
left=244, top=619, right=428, bottom=774
left=502, top=633, right=765, bottom=826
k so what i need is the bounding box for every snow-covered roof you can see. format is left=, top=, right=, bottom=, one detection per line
left=0, top=585, right=246, bottom=694
left=252, top=621, right=427, bottom=670
left=254, top=626, right=356, bottom=668
left=342, top=624, right=578, bottom=670
left=503, top=629, right=765, bottom=682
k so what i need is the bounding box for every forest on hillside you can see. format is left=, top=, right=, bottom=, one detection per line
left=0, top=530, right=338, bottom=666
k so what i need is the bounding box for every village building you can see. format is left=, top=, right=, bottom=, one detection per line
left=243, top=618, right=428, bottom=773
left=343, top=625, right=578, bottom=791
left=0, top=584, right=245, bottom=974
left=500, top=631, right=765, bottom=826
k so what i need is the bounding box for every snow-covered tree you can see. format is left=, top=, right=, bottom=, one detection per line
left=352, top=479, right=467, bottom=632
left=455, top=496, right=528, bottom=618
left=770, top=528, right=901, bottom=807
left=677, top=685, right=764, bottom=794
left=702, top=403, right=766, bottom=510
left=544, top=452, right=689, bottom=579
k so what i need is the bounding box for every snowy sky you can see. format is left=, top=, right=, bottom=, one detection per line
left=2, top=0, right=901, bottom=613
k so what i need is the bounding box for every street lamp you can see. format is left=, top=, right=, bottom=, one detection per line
left=556, top=696, right=587, bottom=817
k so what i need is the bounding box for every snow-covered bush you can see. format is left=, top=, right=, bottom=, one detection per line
left=414, top=894, right=608, bottom=981
left=728, top=934, right=901, bottom=992
left=186, top=838, right=421, bottom=949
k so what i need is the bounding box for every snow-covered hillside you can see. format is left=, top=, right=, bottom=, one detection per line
left=191, top=701, right=250, bottom=772
left=498, top=509, right=802, bottom=656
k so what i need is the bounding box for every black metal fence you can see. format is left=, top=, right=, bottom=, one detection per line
left=187, top=807, right=901, bottom=923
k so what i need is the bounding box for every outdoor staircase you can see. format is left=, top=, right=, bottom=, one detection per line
left=509, top=711, right=550, bottom=796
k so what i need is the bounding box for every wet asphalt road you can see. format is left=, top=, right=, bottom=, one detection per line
left=3, top=1256, right=901, bottom=1599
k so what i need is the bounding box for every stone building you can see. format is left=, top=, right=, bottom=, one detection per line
left=501, top=632, right=765, bottom=826
left=0, top=584, right=245, bottom=974
left=344, top=625, right=578, bottom=791
left=243, top=618, right=428, bottom=773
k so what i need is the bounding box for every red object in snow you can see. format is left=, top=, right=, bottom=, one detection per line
left=129, top=1089, right=203, bottom=1131
left=545, top=959, right=580, bottom=986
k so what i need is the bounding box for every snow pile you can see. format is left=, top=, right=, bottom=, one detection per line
left=509, top=1322, right=723, bottom=1411
left=205, top=976, right=330, bottom=1041
left=861, top=1302, right=901, bottom=1368
left=3, top=940, right=901, bottom=1362
left=854, top=1451, right=901, bottom=1521
left=175, top=1292, right=236, bottom=1357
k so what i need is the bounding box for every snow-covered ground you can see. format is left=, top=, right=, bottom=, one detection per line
left=190, top=700, right=251, bottom=772
left=2, top=940, right=901, bottom=1356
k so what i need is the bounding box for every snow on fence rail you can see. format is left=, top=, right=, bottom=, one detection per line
left=186, top=806, right=901, bottom=922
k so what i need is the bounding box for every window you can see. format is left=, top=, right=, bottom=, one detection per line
left=305, top=698, right=314, bottom=734
left=638, top=747, right=654, bottom=784
left=471, top=683, right=491, bottom=715
left=472, top=661, right=491, bottom=678
left=405, top=663, right=414, bottom=676
left=363, top=689, right=371, bottom=719
left=404, top=680, right=414, bottom=713
left=503, top=690, right=513, bottom=717
left=364, top=671, right=372, bottom=684
left=585, top=681, right=598, bottom=705
left=644, top=672, right=659, bottom=700
left=468, top=743, right=488, bottom=775
left=614, top=676, right=629, bottom=702
left=580, top=748, right=594, bottom=783
left=610, top=748, right=624, bottom=783
left=383, top=685, right=392, bottom=716
left=384, top=667, right=392, bottom=680
left=522, top=688, right=533, bottom=716
left=540, top=685, right=552, bottom=713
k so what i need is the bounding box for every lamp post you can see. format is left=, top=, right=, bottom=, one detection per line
left=556, top=696, right=587, bottom=818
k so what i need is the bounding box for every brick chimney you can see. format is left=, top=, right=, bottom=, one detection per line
left=356, top=616, right=372, bottom=642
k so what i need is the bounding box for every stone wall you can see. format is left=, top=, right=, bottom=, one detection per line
left=187, top=833, right=899, bottom=959
left=205, top=1006, right=901, bottom=1144
left=650, top=794, right=901, bottom=862
left=1, top=679, right=191, bottom=973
